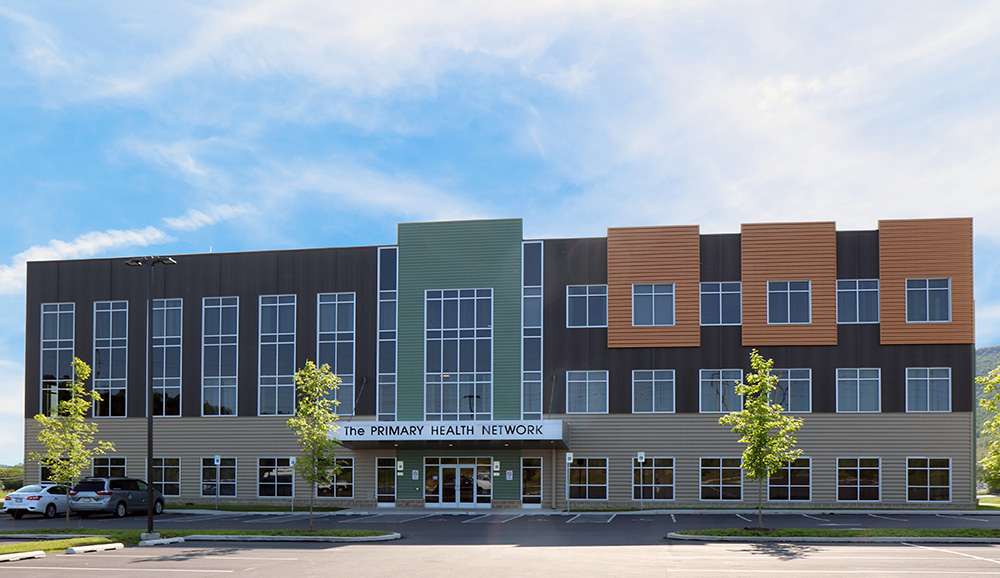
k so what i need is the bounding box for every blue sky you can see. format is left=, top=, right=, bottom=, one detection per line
left=1, top=1, right=999, bottom=465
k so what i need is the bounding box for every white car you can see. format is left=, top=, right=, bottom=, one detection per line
left=3, top=482, right=69, bottom=519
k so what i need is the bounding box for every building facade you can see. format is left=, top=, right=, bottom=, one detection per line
left=23, top=217, right=976, bottom=509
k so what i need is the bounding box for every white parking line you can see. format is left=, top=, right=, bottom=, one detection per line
left=499, top=514, right=524, bottom=523
left=903, top=542, right=1000, bottom=565
left=935, top=513, right=990, bottom=523
left=670, top=514, right=676, bottom=523
left=397, top=513, right=440, bottom=523
left=736, top=513, right=753, bottom=523
left=460, top=515, right=491, bottom=523
left=69, top=554, right=299, bottom=561
left=869, top=513, right=909, bottom=521
left=802, top=513, right=829, bottom=522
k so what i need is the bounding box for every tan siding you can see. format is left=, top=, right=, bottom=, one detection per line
left=879, top=218, right=974, bottom=345
left=607, top=225, right=701, bottom=348
left=741, top=222, right=838, bottom=346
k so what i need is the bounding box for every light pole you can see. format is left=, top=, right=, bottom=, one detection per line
left=125, top=256, right=176, bottom=539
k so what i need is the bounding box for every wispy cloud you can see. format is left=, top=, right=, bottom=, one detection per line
left=162, top=204, right=254, bottom=231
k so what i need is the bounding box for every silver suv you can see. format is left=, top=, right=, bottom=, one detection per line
left=69, top=477, right=164, bottom=518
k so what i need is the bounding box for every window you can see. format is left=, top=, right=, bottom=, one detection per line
left=377, top=247, right=398, bottom=421
left=837, top=279, right=879, bottom=323
left=906, top=367, right=951, bottom=412
left=767, top=281, right=810, bottom=324
left=523, top=242, right=543, bottom=419
left=907, top=458, right=950, bottom=502
left=202, top=297, right=238, bottom=416
left=92, top=457, right=126, bottom=478
left=425, top=289, right=492, bottom=420
left=837, top=458, right=880, bottom=501
left=259, top=295, right=296, bottom=416
left=93, top=301, right=127, bottom=417
left=699, top=369, right=742, bottom=413
left=376, top=457, right=396, bottom=503
left=836, top=369, right=880, bottom=412
left=700, top=458, right=742, bottom=500
left=41, top=303, right=74, bottom=416
left=202, top=457, right=236, bottom=497
left=771, top=368, right=811, bottom=412
left=700, top=282, right=741, bottom=325
left=768, top=458, right=810, bottom=501
left=153, top=458, right=181, bottom=496
left=906, top=278, right=950, bottom=322
left=568, top=457, right=607, bottom=500
left=318, top=293, right=355, bottom=415
left=317, top=458, right=353, bottom=498
left=258, top=457, right=294, bottom=497
left=566, top=370, right=608, bottom=414
left=522, top=457, right=543, bottom=505
left=153, top=299, right=182, bottom=416
left=632, top=283, right=674, bottom=326
left=633, top=457, right=674, bottom=500
left=632, top=370, right=675, bottom=413
left=566, top=285, right=607, bottom=328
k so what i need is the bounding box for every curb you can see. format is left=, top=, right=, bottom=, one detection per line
left=182, top=532, right=401, bottom=543
left=0, top=550, right=45, bottom=562
left=667, top=532, right=1000, bottom=544
left=137, top=538, right=186, bottom=547
left=66, top=543, right=125, bottom=554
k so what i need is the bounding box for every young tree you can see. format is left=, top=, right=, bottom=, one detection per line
left=29, top=358, right=115, bottom=528
left=978, top=365, right=1000, bottom=491
left=287, top=360, right=342, bottom=530
left=719, top=349, right=803, bottom=528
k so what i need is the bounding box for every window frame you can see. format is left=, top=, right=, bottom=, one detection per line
left=566, top=370, right=609, bottom=414
left=905, top=367, right=951, bottom=412
left=201, top=456, right=237, bottom=497
left=317, top=457, right=353, bottom=498
left=631, top=283, right=675, bottom=327
left=92, top=300, right=128, bottom=418
left=92, top=456, right=126, bottom=478
left=633, top=456, right=674, bottom=501
left=836, top=279, right=879, bottom=324
left=767, top=281, right=812, bottom=324
left=201, top=297, right=239, bottom=417
left=40, top=302, right=75, bottom=416
left=699, top=369, right=743, bottom=413
left=699, top=457, right=743, bottom=501
left=836, top=368, right=881, bottom=413
left=905, top=278, right=951, bottom=323
left=836, top=457, right=881, bottom=502
left=152, top=298, right=183, bottom=417
left=152, top=457, right=181, bottom=497
left=700, top=282, right=742, bottom=326
left=906, top=457, right=951, bottom=503
left=317, top=292, right=356, bottom=416
left=257, top=457, right=295, bottom=498
left=258, top=295, right=297, bottom=417
left=567, top=457, right=608, bottom=501
left=770, top=368, right=812, bottom=413
left=565, top=284, right=607, bottom=328
left=631, top=369, right=675, bottom=413
left=767, top=457, right=811, bottom=501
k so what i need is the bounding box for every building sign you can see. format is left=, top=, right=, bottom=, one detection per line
left=338, top=420, right=564, bottom=443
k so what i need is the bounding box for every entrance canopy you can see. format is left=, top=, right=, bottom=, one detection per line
left=337, top=419, right=567, bottom=449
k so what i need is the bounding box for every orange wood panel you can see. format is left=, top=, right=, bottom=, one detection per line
left=607, top=225, right=701, bottom=348
left=879, top=218, right=974, bottom=345
left=741, top=222, right=838, bottom=346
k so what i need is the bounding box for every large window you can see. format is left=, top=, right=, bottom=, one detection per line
left=700, top=458, right=742, bottom=500
left=202, top=297, right=238, bottom=416
left=632, top=370, right=674, bottom=413
left=699, top=369, right=742, bottom=413
left=837, top=457, right=880, bottom=501
left=771, top=368, right=811, bottom=413
left=153, top=299, right=182, bottom=416
left=92, top=456, right=126, bottom=478
left=906, top=278, right=950, bottom=322
left=259, top=295, right=296, bottom=416
left=767, top=281, right=810, bottom=324
left=907, top=458, right=950, bottom=502
left=201, top=457, right=236, bottom=497
left=258, top=457, right=294, bottom=497
left=317, top=458, right=353, bottom=498
left=377, top=247, right=398, bottom=421
left=837, top=279, right=879, bottom=323
left=153, top=457, right=181, bottom=496
left=906, top=367, right=951, bottom=412
left=632, top=283, right=674, bottom=326
left=41, top=303, right=74, bottom=415
left=633, top=457, right=674, bottom=501
left=318, top=293, right=355, bottom=415
left=836, top=369, right=880, bottom=412
left=768, top=458, right=810, bottom=501
left=568, top=457, right=607, bottom=500
left=566, top=285, right=607, bottom=328
left=522, top=242, right=543, bottom=419
left=425, top=289, right=492, bottom=420
left=566, top=370, right=608, bottom=414
left=93, top=301, right=128, bottom=417
left=700, top=282, right=741, bottom=325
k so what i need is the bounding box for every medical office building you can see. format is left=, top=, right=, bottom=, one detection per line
left=23, top=217, right=975, bottom=509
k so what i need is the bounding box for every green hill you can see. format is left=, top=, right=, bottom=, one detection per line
left=980, top=346, right=1000, bottom=378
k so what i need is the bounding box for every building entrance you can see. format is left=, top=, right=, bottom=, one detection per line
left=424, top=457, right=491, bottom=508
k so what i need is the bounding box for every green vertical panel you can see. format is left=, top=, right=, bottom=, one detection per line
left=489, top=448, right=523, bottom=501
left=397, top=219, right=523, bottom=421
left=394, top=448, right=523, bottom=502
left=395, top=449, right=426, bottom=501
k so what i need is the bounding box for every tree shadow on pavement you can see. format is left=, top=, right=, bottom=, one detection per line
left=744, top=542, right=820, bottom=561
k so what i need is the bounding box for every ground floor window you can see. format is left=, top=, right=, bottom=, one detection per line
left=201, top=457, right=237, bottom=497
left=633, top=457, right=674, bottom=500
left=93, top=456, right=126, bottom=478
left=768, top=458, right=810, bottom=501
left=153, top=457, right=180, bottom=496
left=522, top=457, right=542, bottom=505
left=907, top=457, right=950, bottom=502
left=258, top=458, right=294, bottom=497
left=376, top=457, right=396, bottom=504
left=837, top=457, right=880, bottom=501
left=317, top=458, right=353, bottom=498
left=568, top=457, right=607, bottom=500
left=424, top=457, right=492, bottom=506
left=700, top=458, right=742, bottom=500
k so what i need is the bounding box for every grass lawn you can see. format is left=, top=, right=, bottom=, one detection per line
left=676, top=528, right=1000, bottom=538
left=0, top=536, right=111, bottom=555
left=0, top=527, right=392, bottom=548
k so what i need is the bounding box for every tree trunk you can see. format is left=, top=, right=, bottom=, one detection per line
left=757, top=480, right=763, bottom=529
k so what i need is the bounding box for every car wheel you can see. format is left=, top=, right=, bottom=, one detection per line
left=113, top=501, right=127, bottom=518
left=153, top=500, right=164, bottom=515
left=44, top=503, right=57, bottom=518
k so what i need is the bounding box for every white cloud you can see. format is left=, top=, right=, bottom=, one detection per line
left=162, top=204, right=254, bottom=231
left=0, top=359, right=24, bottom=465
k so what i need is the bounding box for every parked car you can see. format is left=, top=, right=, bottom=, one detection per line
left=69, top=477, right=164, bottom=518
left=3, top=482, right=69, bottom=519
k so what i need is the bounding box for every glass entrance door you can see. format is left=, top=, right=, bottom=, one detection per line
left=424, top=457, right=491, bottom=508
